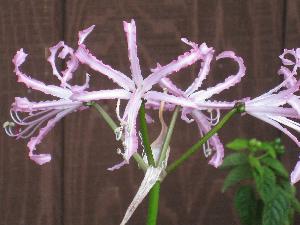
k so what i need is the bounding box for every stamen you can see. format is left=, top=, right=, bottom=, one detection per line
left=4, top=109, right=62, bottom=139
left=114, top=126, right=123, bottom=141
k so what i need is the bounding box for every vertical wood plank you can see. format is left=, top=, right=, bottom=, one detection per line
left=0, top=1, right=63, bottom=225
left=283, top=0, right=300, bottom=223
left=63, top=1, right=284, bottom=225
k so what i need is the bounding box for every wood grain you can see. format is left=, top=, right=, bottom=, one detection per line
left=2, top=0, right=300, bottom=225
left=0, top=1, right=64, bottom=225
left=63, top=1, right=286, bottom=225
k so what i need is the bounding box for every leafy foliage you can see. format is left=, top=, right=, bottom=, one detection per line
left=221, top=138, right=300, bottom=225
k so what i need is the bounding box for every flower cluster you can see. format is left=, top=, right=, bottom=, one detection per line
left=4, top=19, right=300, bottom=224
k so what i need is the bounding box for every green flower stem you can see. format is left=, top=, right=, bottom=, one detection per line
left=89, top=101, right=148, bottom=171
left=166, top=106, right=241, bottom=174
left=89, top=102, right=118, bottom=130
left=146, top=181, right=161, bottom=225
left=139, top=101, right=155, bottom=166
left=157, top=106, right=180, bottom=167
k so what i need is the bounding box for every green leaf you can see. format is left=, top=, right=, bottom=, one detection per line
left=261, top=157, right=289, bottom=178
left=291, top=198, right=300, bottom=213
left=254, top=167, right=276, bottom=202
left=234, top=186, right=257, bottom=225
left=222, top=165, right=252, bottom=192
left=220, top=153, right=248, bottom=168
left=249, top=155, right=262, bottom=174
left=262, top=188, right=290, bottom=225
left=266, top=147, right=276, bottom=158
left=226, top=138, right=249, bottom=151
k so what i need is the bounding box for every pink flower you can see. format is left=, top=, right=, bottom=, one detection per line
left=5, top=44, right=129, bottom=165
left=146, top=48, right=246, bottom=167
left=71, top=19, right=210, bottom=167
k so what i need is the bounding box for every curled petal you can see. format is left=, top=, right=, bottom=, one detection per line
left=123, top=19, right=143, bottom=87
left=47, top=41, right=65, bottom=81
left=191, top=110, right=224, bottom=167
left=70, top=73, right=90, bottom=93
left=29, top=153, right=52, bottom=165
left=144, top=41, right=209, bottom=91
left=291, top=160, right=300, bottom=184
left=48, top=42, right=79, bottom=87
left=71, top=89, right=131, bottom=102
left=280, top=49, right=297, bottom=66
left=78, top=25, right=95, bottom=45
left=159, top=77, right=185, bottom=97
left=75, top=45, right=135, bottom=91
left=27, top=106, right=78, bottom=165
left=278, top=66, right=297, bottom=88
left=13, top=49, right=72, bottom=99
left=185, top=49, right=214, bottom=96
left=120, top=166, right=162, bottom=225
left=190, top=51, right=246, bottom=101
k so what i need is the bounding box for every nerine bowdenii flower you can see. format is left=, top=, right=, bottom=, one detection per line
left=146, top=47, right=246, bottom=167
left=71, top=19, right=212, bottom=168
left=4, top=45, right=90, bottom=165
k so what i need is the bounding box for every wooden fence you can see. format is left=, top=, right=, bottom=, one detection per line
left=1, top=0, right=300, bottom=224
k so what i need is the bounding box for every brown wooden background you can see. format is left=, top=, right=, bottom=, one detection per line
left=1, top=0, right=300, bottom=224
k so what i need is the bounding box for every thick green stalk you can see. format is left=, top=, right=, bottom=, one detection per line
left=166, top=106, right=240, bottom=174
left=146, top=181, right=161, bottom=225
left=139, top=101, right=155, bottom=166
left=89, top=102, right=148, bottom=171
left=157, top=106, right=180, bottom=167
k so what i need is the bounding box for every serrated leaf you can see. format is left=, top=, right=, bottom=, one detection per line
left=262, top=188, right=290, bottom=225
left=234, top=186, right=257, bottom=225
left=254, top=167, right=276, bottom=203
left=261, top=157, right=289, bottom=178
left=226, top=138, right=249, bottom=151
left=220, top=153, right=248, bottom=168
left=222, top=165, right=252, bottom=192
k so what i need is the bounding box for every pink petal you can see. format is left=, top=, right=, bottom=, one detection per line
left=123, top=19, right=143, bottom=87
left=121, top=91, right=143, bottom=161
left=144, top=41, right=207, bottom=91
left=75, top=45, right=135, bottom=91
left=48, top=42, right=79, bottom=87
left=191, top=110, right=224, bottom=167
left=185, top=49, right=214, bottom=96
left=159, top=77, right=184, bottom=96
left=288, top=95, right=300, bottom=116
left=291, top=160, right=300, bottom=184
left=12, top=97, right=81, bottom=112
left=107, top=160, right=128, bottom=171
left=47, top=41, right=65, bottom=81
left=29, top=153, right=52, bottom=165
left=278, top=66, right=297, bottom=88
left=78, top=25, right=95, bottom=45
left=250, top=113, right=300, bottom=147
left=27, top=106, right=78, bottom=165
left=279, top=49, right=297, bottom=66
left=13, top=49, right=72, bottom=99
left=145, top=91, right=199, bottom=109
left=70, top=73, right=90, bottom=93
left=71, top=89, right=131, bottom=102
left=190, top=51, right=246, bottom=101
